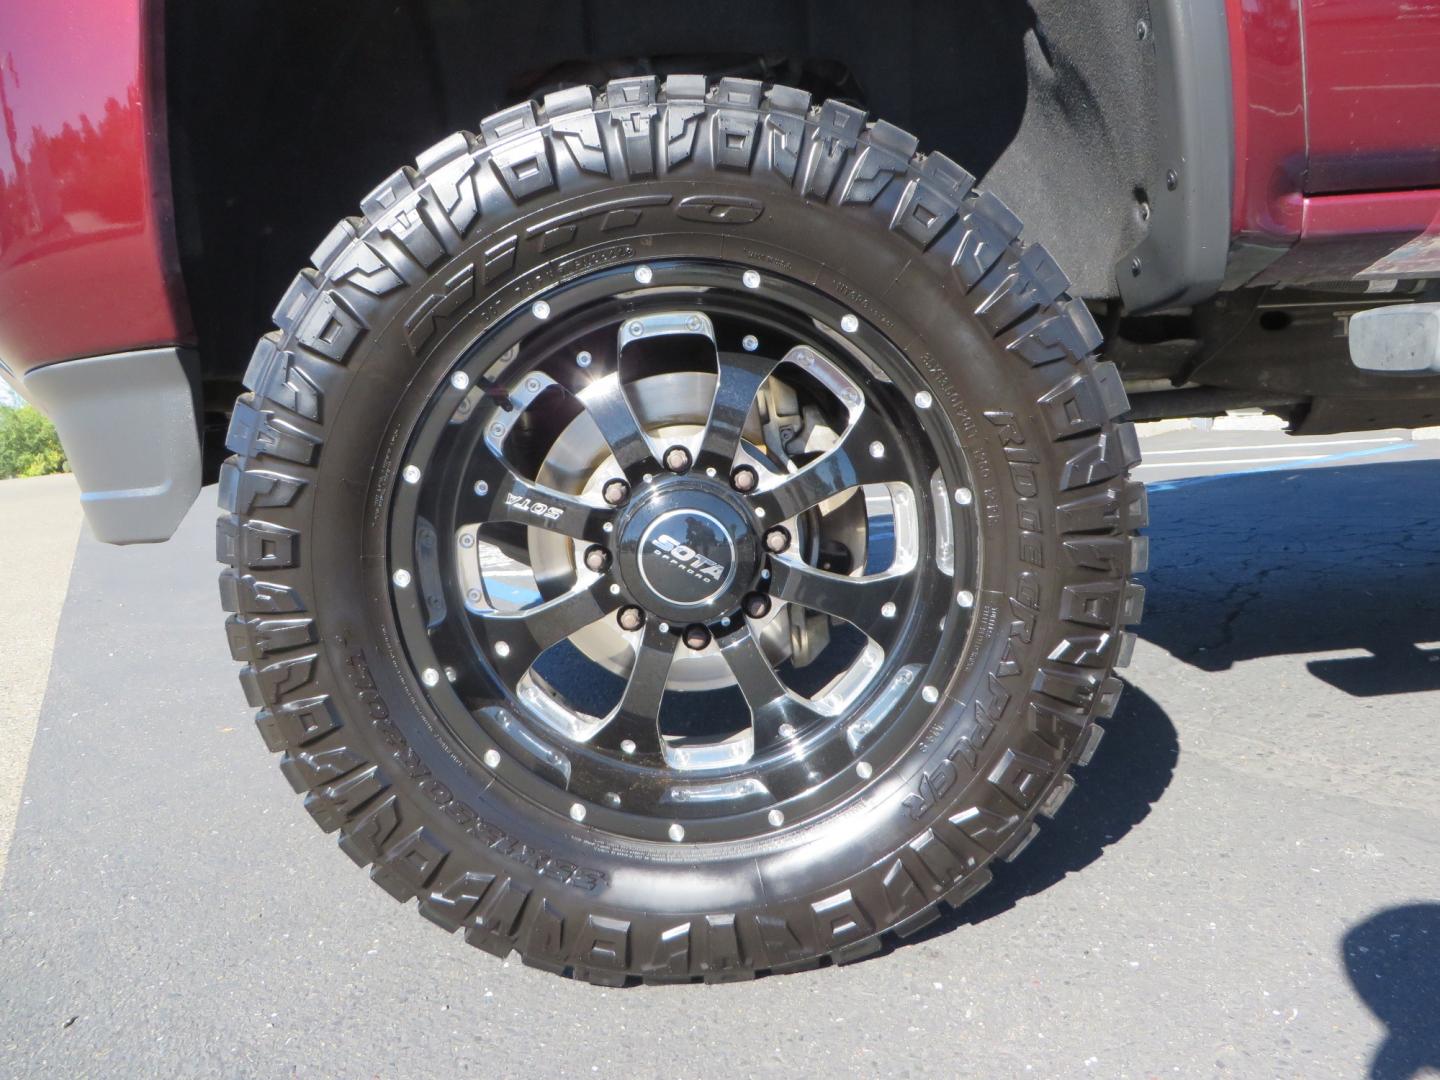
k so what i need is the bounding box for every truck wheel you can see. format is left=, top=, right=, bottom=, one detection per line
left=218, top=76, right=1145, bottom=983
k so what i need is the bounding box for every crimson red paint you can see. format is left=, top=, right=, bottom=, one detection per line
left=1225, top=0, right=1307, bottom=244
left=0, top=0, right=183, bottom=377
left=1304, top=0, right=1440, bottom=193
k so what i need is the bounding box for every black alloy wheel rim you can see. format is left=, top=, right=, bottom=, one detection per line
left=387, top=259, right=981, bottom=845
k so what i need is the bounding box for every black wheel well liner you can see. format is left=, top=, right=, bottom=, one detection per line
left=164, top=0, right=1214, bottom=430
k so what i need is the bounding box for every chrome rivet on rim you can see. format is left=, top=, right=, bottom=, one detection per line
left=914, top=391, right=933, bottom=409
left=450, top=371, right=470, bottom=391
left=474, top=480, right=489, bottom=496
left=856, top=761, right=873, bottom=779
left=841, top=313, right=859, bottom=333
left=605, top=792, right=622, bottom=808
left=742, top=269, right=761, bottom=289
left=634, top=265, right=653, bottom=284
left=922, top=685, right=940, bottom=704
left=392, top=569, right=412, bottom=588
left=495, top=641, right=511, bottom=658
left=778, top=722, right=797, bottom=739
left=668, top=823, right=686, bottom=841
left=490, top=422, right=504, bottom=438
left=402, top=464, right=421, bottom=484
left=621, top=739, right=637, bottom=755
left=659, top=622, right=670, bottom=633
left=767, top=809, right=785, bottom=827
left=742, top=334, right=759, bottom=352
left=868, top=441, right=885, bottom=459
left=687, top=316, right=703, bottom=331
left=609, top=583, right=622, bottom=596
left=576, top=350, right=592, bottom=368
left=570, top=803, right=587, bottom=822
left=445, top=666, right=458, bottom=683
left=628, top=320, right=644, bottom=337
left=957, top=590, right=975, bottom=608
left=526, top=377, right=543, bottom=395
left=459, top=533, right=475, bottom=548
left=603, top=521, right=615, bottom=534
left=954, top=486, right=973, bottom=506
left=531, top=300, right=551, bottom=319
left=483, top=749, right=501, bottom=769
left=466, top=588, right=482, bottom=604
left=880, top=601, right=896, bottom=618
left=421, top=668, right=440, bottom=687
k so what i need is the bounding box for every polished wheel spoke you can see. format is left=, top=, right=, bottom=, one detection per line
left=575, top=372, right=659, bottom=484
left=589, top=620, right=678, bottom=760
left=717, top=623, right=819, bottom=753
left=766, top=557, right=908, bottom=643
left=469, top=577, right=622, bottom=686
left=696, top=351, right=781, bottom=473
left=750, top=405, right=906, bottom=521
left=461, top=455, right=616, bottom=543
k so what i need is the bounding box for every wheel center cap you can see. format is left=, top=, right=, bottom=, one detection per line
left=638, top=509, right=737, bottom=605
left=615, top=480, right=760, bottom=621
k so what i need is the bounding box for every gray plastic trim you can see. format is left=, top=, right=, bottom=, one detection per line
left=21, top=347, right=201, bottom=544
left=1116, top=0, right=1234, bottom=313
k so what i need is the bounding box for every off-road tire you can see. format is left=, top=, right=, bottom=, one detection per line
left=218, top=75, right=1146, bottom=984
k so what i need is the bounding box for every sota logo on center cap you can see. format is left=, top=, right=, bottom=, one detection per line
left=649, top=533, right=726, bottom=581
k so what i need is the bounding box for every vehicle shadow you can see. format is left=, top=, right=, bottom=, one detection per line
left=1138, top=459, right=1440, bottom=697
left=1342, top=904, right=1440, bottom=1080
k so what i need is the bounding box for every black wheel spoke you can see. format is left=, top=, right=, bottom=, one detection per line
left=767, top=557, right=908, bottom=643
left=469, top=578, right=621, bottom=685
left=576, top=372, right=658, bottom=484
left=718, top=623, right=818, bottom=753
left=750, top=405, right=906, bottom=521
left=696, top=351, right=781, bottom=473
left=461, top=458, right=616, bottom=543
left=590, top=621, right=677, bottom=759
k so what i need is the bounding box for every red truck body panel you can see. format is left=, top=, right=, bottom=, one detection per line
left=1228, top=0, right=1440, bottom=272
left=1304, top=0, right=1440, bottom=194
left=0, top=0, right=184, bottom=378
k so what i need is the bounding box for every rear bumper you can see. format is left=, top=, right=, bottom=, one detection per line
left=10, top=348, right=201, bottom=544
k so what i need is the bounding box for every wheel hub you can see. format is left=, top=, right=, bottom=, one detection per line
left=616, top=480, right=760, bottom=622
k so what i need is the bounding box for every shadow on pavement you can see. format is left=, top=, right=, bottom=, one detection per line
left=894, top=680, right=1178, bottom=946
left=1342, top=904, right=1440, bottom=1080
left=1139, top=460, right=1440, bottom=696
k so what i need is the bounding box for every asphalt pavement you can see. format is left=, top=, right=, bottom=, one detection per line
left=1, top=427, right=1438, bottom=1079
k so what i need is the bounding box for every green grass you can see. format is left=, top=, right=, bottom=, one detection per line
left=0, top=404, right=69, bottom=479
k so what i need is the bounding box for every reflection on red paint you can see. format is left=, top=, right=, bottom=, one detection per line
left=0, top=1, right=181, bottom=377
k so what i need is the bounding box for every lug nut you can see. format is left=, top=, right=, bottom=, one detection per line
left=617, top=606, right=645, bottom=632
left=731, top=465, right=758, bottom=493
left=662, top=446, right=691, bottom=475
left=682, top=624, right=712, bottom=651
left=743, top=593, right=771, bottom=619
left=583, top=545, right=611, bottom=573
left=764, top=526, right=791, bottom=554
left=602, top=478, right=630, bottom=506
left=663, top=445, right=691, bottom=474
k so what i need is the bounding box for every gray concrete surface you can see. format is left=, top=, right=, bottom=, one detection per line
left=1, top=433, right=1437, bottom=1079
left=0, top=474, right=81, bottom=879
